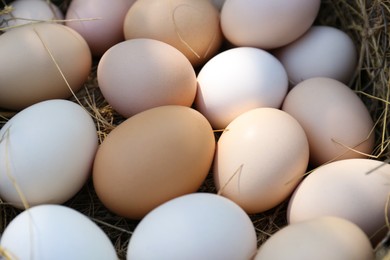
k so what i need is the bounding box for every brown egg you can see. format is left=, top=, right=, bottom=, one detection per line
left=92, top=105, right=216, bottom=219
left=123, top=0, right=223, bottom=67
left=0, top=23, right=92, bottom=110
left=282, top=77, right=375, bottom=167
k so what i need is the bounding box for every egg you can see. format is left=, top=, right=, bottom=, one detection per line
left=65, top=0, right=135, bottom=56
left=195, top=47, right=288, bottom=129
left=0, top=22, right=91, bottom=111
left=93, top=105, right=216, bottom=219
left=220, top=0, right=321, bottom=49
left=214, top=107, right=309, bottom=214
left=0, top=0, right=63, bottom=30
left=273, top=25, right=358, bottom=85
left=254, top=216, right=374, bottom=260
left=282, top=77, right=375, bottom=166
left=0, top=99, right=98, bottom=209
left=127, top=193, right=257, bottom=260
left=287, top=158, right=390, bottom=245
left=123, top=0, right=223, bottom=67
left=0, top=204, right=117, bottom=259
left=97, top=38, right=197, bottom=118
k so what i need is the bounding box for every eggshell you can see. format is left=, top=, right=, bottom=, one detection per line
left=93, top=105, right=216, bottom=219
left=127, top=193, right=257, bottom=260
left=0, top=0, right=63, bottom=30
left=213, top=107, right=309, bottom=214
left=287, top=158, right=390, bottom=245
left=65, top=0, right=135, bottom=56
left=0, top=22, right=91, bottom=110
left=273, top=26, right=358, bottom=85
left=0, top=100, right=98, bottom=209
left=220, top=0, right=321, bottom=49
left=123, top=0, right=223, bottom=67
left=97, top=38, right=197, bottom=118
left=195, top=47, right=288, bottom=129
left=0, top=204, right=117, bottom=259
left=282, top=77, right=375, bottom=166
left=254, top=216, right=374, bottom=260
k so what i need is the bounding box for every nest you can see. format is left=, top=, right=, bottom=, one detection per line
left=0, top=0, right=389, bottom=259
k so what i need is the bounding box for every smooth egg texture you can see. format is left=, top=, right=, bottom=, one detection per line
left=0, top=100, right=98, bottom=209
left=221, top=0, right=321, bottom=49
left=0, top=22, right=91, bottom=110
left=0, top=205, right=117, bottom=259
left=195, top=47, right=288, bottom=129
left=254, top=216, right=374, bottom=260
left=123, top=0, right=223, bottom=67
left=127, top=193, right=257, bottom=260
left=214, top=108, right=309, bottom=214
left=287, top=158, right=390, bottom=245
left=93, top=105, right=215, bottom=219
left=274, top=25, right=358, bottom=85
left=97, top=38, right=197, bottom=118
left=65, top=0, right=135, bottom=56
left=282, top=77, right=375, bottom=166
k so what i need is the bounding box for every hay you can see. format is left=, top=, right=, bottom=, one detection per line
left=0, top=0, right=390, bottom=259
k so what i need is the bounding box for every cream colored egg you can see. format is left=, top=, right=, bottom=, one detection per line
left=282, top=77, right=375, bottom=166
left=123, top=0, right=223, bottom=67
left=273, top=26, right=358, bottom=85
left=214, top=107, right=309, bottom=214
left=97, top=38, right=197, bottom=118
left=287, top=158, right=390, bottom=245
left=255, top=216, right=374, bottom=260
left=221, top=0, right=321, bottom=49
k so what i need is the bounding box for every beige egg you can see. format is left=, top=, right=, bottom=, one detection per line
left=287, top=158, right=390, bottom=245
left=221, top=0, right=321, bottom=49
left=282, top=77, right=375, bottom=167
left=0, top=23, right=91, bottom=110
left=93, top=105, right=216, bottom=219
left=123, top=0, right=223, bottom=67
left=273, top=26, right=358, bottom=85
left=214, top=107, right=309, bottom=214
left=255, top=216, right=374, bottom=260
left=97, top=38, right=197, bottom=118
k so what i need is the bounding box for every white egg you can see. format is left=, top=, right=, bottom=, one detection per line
left=0, top=0, right=64, bottom=30
left=127, top=193, right=257, bottom=260
left=0, top=204, right=118, bottom=259
left=0, top=99, right=98, bottom=209
left=273, top=26, right=358, bottom=85
left=195, top=47, right=288, bottom=129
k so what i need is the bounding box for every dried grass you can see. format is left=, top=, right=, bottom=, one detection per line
left=0, top=0, right=389, bottom=259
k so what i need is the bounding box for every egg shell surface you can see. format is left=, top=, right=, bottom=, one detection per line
left=282, top=77, right=375, bottom=166
left=220, top=0, right=321, bottom=49
left=0, top=22, right=92, bottom=110
left=123, top=0, right=223, bottom=67
left=127, top=193, right=257, bottom=260
left=273, top=25, right=358, bottom=85
left=287, top=158, right=390, bottom=245
left=0, top=0, right=64, bottom=30
left=93, top=105, right=216, bottom=219
left=65, top=0, right=135, bottom=56
left=195, top=47, right=288, bottom=129
left=0, top=204, right=117, bottom=259
left=254, top=216, right=374, bottom=260
left=213, top=107, right=309, bottom=214
left=0, top=99, right=98, bottom=209
left=97, top=38, right=197, bottom=118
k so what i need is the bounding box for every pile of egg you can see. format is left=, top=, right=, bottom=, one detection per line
left=0, top=0, right=388, bottom=259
